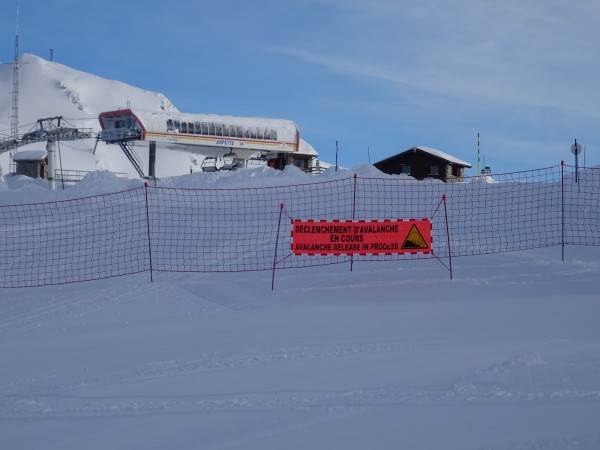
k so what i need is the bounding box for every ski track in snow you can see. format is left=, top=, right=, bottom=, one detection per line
left=474, top=433, right=600, bottom=450
left=0, top=283, right=146, bottom=336
left=1, top=255, right=600, bottom=449
left=2, top=256, right=600, bottom=426
left=2, top=339, right=600, bottom=420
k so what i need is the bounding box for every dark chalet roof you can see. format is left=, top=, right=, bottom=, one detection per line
left=375, top=146, right=472, bottom=168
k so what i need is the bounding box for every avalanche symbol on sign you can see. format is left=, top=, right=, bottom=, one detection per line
left=401, top=224, right=429, bottom=250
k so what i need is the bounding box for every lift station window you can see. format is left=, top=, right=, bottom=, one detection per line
left=163, top=119, right=281, bottom=141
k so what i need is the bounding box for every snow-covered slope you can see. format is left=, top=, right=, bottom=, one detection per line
left=0, top=53, right=177, bottom=134
left=0, top=54, right=201, bottom=179
left=1, top=167, right=599, bottom=449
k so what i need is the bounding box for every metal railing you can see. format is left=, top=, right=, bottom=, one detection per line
left=55, top=169, right=129, bottom=183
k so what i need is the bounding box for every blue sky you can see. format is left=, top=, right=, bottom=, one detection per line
left=2, top=0, right=599, bottom=173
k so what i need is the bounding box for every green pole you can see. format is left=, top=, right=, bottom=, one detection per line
left=477, top=133, right=480, bottom=176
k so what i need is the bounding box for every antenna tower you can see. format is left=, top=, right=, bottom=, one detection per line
left=10, top=3, right=21, bottom=142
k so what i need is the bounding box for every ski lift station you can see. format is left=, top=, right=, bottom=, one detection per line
left=98, top=109, right=321, bottom=177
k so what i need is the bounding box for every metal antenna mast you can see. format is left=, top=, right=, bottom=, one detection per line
left=10, top=3, right=21, bottom=142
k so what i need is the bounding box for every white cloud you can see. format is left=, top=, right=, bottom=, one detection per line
left=274, top=0, right=600, bottom=119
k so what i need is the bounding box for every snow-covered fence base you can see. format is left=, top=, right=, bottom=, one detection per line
left=0, top=163, right=598, bottom=288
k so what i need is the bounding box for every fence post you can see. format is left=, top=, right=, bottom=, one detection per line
left=144, top=183, right=154, bottom=282
left=443, top=194, right=453, bottom=280
left=272, top=203, right=285, bottom=290
left=350, top=174, right=358, bottom=272
left=561, top=161, right=565, bottom=262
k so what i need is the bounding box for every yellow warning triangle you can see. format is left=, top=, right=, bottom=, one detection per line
left=401, top=224, right=429, bottom=249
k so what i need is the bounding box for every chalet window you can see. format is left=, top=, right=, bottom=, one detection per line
left=401, top=165, right=411, bottom=175
left=167, top=119, right=174, bottom=132
left=429, top=165, right=439, bottom=176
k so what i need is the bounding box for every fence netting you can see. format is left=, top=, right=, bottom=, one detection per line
left=0, top=163, right=598, bottom=287
left=0, top=188, right=148, bottom=287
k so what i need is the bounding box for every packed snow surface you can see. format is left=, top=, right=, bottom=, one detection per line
left=1, top=166, right=600, bottom=450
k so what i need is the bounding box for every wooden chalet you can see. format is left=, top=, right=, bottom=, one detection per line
left=374, top=146, right=472, bottom=182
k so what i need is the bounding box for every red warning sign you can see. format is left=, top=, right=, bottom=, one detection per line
left=291, top=219, right=432, bottom=255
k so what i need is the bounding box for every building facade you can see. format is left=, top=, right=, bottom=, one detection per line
left=374, top=146, right=472, bottom=182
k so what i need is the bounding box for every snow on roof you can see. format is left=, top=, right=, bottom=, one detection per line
left=377, top=146, right=472, bottom=168
left=299, top=139, right=318, bottom=156
left=12, top=150, right=48, bottom=162
left=412, top=146, right=472, bottom=167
